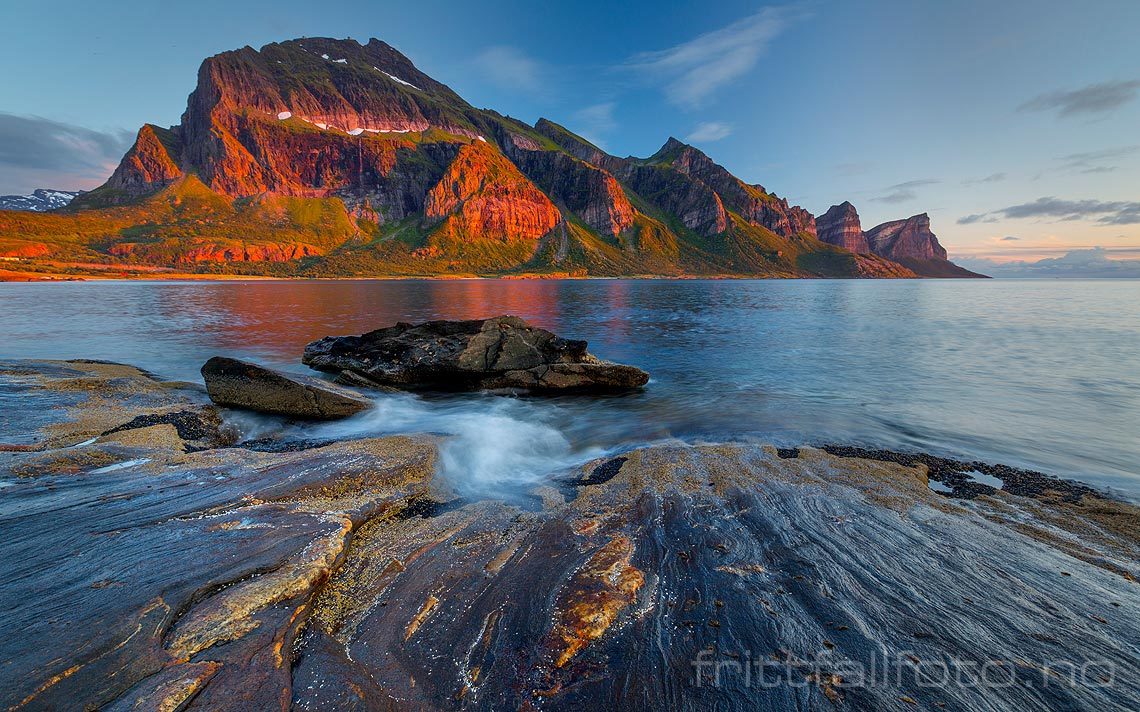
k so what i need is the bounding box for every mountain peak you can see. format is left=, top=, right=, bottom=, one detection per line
left=2, top=36, right=982, bottom=279
left=866, top=212, right=946, bottom=261
left=654, top=136, right=692, bottom=158
left=817, top=202, right=868, bottom=253
left=0, top=188, right=83, bottom=212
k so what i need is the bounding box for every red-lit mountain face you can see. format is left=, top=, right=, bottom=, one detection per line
left=0, top=37, right=980, bottom=278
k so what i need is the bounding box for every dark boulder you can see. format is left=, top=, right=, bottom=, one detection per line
left=201, top=357, right=372, bottom=419
left=302, top=316, right=649, bottom=394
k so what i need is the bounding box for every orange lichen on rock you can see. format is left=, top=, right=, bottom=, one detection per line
left=425, top=141, right=560, bottom=242
left=549, top=535, right=644, bottom=667
left=404, top=594, right=440, bottom=641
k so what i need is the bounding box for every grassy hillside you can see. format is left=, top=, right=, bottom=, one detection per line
left=1, top=175, right=909, bottom=278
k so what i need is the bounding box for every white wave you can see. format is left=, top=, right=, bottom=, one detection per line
left=228, top=391, right=604, bottom=496
left=319, top=393, right=602, bottom=494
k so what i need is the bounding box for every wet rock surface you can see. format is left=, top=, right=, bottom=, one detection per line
left=202, top=356, right=373, bottom=419
left=817, top=445, right=1102, bottom=500
left=2, top=360, right=1138, bottom=711
left=302, top=315, right=650, bottom=393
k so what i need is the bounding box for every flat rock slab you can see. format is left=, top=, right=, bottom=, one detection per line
left=293, top=445, right=1140, bottom=711
left=302, top=315, right=650, bottom=393
left=0, top=359, right=227, bottom=452
left=202, top=356, right=372, bottom=419
left=3, top=361, right=1139, bottom=711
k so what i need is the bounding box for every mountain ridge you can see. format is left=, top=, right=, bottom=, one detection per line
left=1, top=37, right=982, bottom=279
left=0, top=189, right=83, bottom=213
left=816, top=203, right=986, bottom=278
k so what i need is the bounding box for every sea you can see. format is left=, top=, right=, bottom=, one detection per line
left=3, top=278, right=1138, bottom=499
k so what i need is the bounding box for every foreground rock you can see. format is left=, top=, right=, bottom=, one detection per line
left=202, top=356, right=372, bottom=419
left=302, top=315, right=650, bottom=393
left=2, top=360, right=1138, bottom=711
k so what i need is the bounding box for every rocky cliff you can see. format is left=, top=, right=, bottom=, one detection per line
left=424, top=141, right=561, bottom=243
left=816, top=204, right=984, bottom=278
left=80, top=125, right=185, bottom=206
left=865, top=213, right=947, bottom=261
left=644, top=137, right=816, bottom=237
left=1, top=37, right=980, bottom=278
left=816, top=201, right=869, bottom=253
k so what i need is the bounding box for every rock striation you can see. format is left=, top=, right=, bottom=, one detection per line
left=201, top=356, right=372, bottom=419
left=2, top=358, right=1137, bottom=710
left=423, top=142, right=561, bottom=242
left=865, top=212, right=947, bottom=261
left=816, top=201, right=869, bottom=253
left=302, top=316, right=649, bottom=393
left=816, top=204, right=985, bottom=277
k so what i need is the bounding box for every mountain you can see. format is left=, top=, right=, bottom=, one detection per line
left=817, top=204, right=985, bottom=278
left=0, top=189, right=82, bottom=212
left=816, top=201, right=868, bottom=253
left=0, top=37, right=970, bottom=278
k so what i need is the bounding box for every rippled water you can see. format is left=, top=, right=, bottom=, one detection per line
left=2, top=279, right=1138, bottom=497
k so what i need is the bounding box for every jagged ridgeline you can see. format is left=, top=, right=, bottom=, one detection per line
left=0, top=37, right=981, bottom=277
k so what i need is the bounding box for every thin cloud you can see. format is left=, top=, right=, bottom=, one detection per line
left=963, top=172, right=1006, bottom=185
left=0, top=112, right=133, bottom=193
left=1106, top=204, right=1140, bottom=225
left=570, top=102, right=617, bottom=146
left=871, top=179, right=939, bottom=204
left=625, top=7, right=802, bottom=108
left=472, top=46, right=542, bottom=92
left=686, top=121, right=733, bottom=143
left=1000, top=236, right=1020, bottom=241
left=995, top=197, right=1140, bottom=225
left=1019, top=79, right=1140, bottom=118
left=957, top=213, right=998, bottom=225
left=871, top=190, right=917, bottom=205
left=1057, top=145, right=1140, bottom=173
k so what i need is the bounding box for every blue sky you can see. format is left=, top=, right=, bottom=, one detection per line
left=1, top=0, right=1138, bottom=261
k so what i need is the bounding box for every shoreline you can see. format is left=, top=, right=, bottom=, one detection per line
left=0, top=268, right=821, bottom=283
left=0, top=260, right=950, bottom=283
left=1, top=355, right=1133, bottom=508
left=3, top=358, right=1138, bottom=709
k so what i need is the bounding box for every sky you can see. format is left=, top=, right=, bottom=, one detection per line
left=1, top=0, right=1138, bottom=263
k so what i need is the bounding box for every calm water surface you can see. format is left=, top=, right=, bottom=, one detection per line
left=2, top=279, right=1138, bottom=498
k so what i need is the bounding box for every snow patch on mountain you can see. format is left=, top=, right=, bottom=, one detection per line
left=0, top=189, right=82, bottom=212
left=374, top=68, right=419, bottom=90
